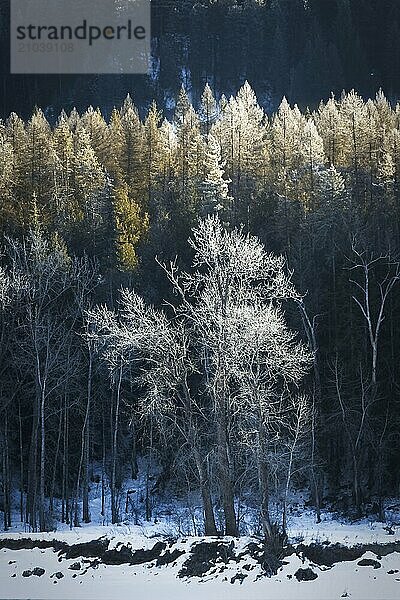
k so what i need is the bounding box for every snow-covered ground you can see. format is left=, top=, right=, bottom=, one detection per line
left=0, top=509, right=399, bottom=546
left=288, top=510, right=400, bottom=546
left=1, top=477, right=400, bottom=599
left=1, top=535, right=399, bottom=600
left=1, top=513, right=399, bottom=599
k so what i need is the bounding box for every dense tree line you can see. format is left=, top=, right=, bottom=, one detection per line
left=1, top=0, right=400, bottom=118
left=0, top=83, right=400, bottom=535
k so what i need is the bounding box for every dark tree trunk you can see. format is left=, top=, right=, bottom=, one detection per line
left=39, top=387, right=46, bottom=532
left=194, top=448, right=218, bottom=536
left=61, top=393, right=69, bottom=524
left=2, top=411, right=11, bottom=530
left=50, top=401, right=62, bottom=515
left=74, top=349, right=92, bottom=526
left=83, top=348, right=94, bottom=523
left=18, top=400, right=24, bottom=523
left=257, top=423, right=273, bottom=539
left=26, top=385, right=39, bottom=531
left=217, top=415, right=238, bottom=536
left=130, top=422, right=138, bottom=480
left=111, top=361, right=122, bottom=524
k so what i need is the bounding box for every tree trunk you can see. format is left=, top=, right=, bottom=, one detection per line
left=145, top=418, right=153, bottom=523
left=61, top=393, right=69, bottom=523
left=83, top=412, right=90, bottom=522
left=50, top=401, right=62, bottom=515
left=216, top=415, right=238, bottom=536
left=182, top=377, right=217, bottom=535
left=26, top=384, right=39, bottom=531
left=352, top=453, right=361, bottom=515
left=194, top=448, right=218, bottom=536
left=2, top=432, right=8, bottom=531
left=39, top=387, right=46, bottom=531
left=101, top=401, right=105, bottom=517
left=130, top=422, right=138, bottom=480
left=74, top=349, right=92, bottom=526
left=297, top=300, right=322, bottom=523
left=83, top=355, right=92, bottom=523
left=257, top=424, right=273, bottom=539
left=311, top=397, right=321, bottom=523
left=18, top=400, right=24, bottom=523
left=2, top=412, right=11, bottom=530
left=111, top=361, right=122, bottom=524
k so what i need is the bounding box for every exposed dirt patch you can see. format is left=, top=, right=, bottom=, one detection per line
left=0, top=538, right=67, bottom=552
left=231, top=572, right=247, bottom=584
left=296, top=541, right=400, bottom=566
left=131, top=541, right=167, bottom=564
left=243, top=541, right=284, bottom=577
left=63, top=538, right=109, bottom=560
left=357, top=558, right=381, bottom=568
left=366, top=542, right=400, bottom=557
left=156, top=548, right=185, bottom=566
left=178, top=541, right=235, bottom=578
left=101, top=545, right=135, bottom=565
left=102, top=541, right=166, bottom=565
left=297, top=542, right=364, bottom=566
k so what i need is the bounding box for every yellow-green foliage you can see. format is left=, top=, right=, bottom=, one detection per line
left=2, top=86, right=400, bottom=267
left=113, top=183, right=149, bottom=271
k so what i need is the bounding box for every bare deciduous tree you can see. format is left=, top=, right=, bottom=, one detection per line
left=348, top=242, right=400, bottom=388
left=87, top=216, right=312, bottom=537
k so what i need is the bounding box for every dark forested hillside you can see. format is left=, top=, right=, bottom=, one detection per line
left=1, top=84, right=400, bottom=533
left=1, top=0, right=400, bottom=118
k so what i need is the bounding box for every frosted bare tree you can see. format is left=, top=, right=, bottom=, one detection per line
left=86, top=293, right=218, bottom=534
left=0, top=261, right=26, bottom=530
left=87, top=216, right=312, bottom=537
left=348, top=242, right=400, bottom=388
left=332, top=356, right=374, bottom=515
left=6, top=232, right=97, bottom=531
left=227, top=295, right=312, bottom=537
left=163, top=216, right=311, bottom=536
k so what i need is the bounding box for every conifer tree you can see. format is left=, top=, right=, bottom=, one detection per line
left=72, top=124, right=107, bottom=254
left=199, top=134, right=231, bottom=217
left=81, top=106, right=109, bottom=165
left=143, top=102, right=165, bottom=205
left=119, top=95, right=145, bottom=198
left=174, top=85, right=191, bottom=125
left=113, top=182, right=149, bottom=271
left=174, top=104, right=204, bottom=203
left=314, top=96, right=343, bottom=166
left=67, top=107, right=81, bottom=133
left=24, top=108, right=57, bottom=228
left=159, top=118, right=176, bottom=191
left=53, top=114, right=77, bottom=230
left=107, top=108, right=125, bottom=182
left=338, top=90, right=370, bottom=199
left=212, top=82, right=265, bottom=203
left=0, top=135, right=14, bottom=229
left=199, top=83, right=218, bottom=135
left=235, top=81, right=265, bottom=184
left=300, top=119, right=326, bottom=209
left=270, top=97, right=305, bottom=196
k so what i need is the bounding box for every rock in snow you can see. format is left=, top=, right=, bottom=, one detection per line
left=294, top=567, right=318, bottom=581
left=357, top=558, right=381, bottom=569
left=22, top=567, right=45, bottom=577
